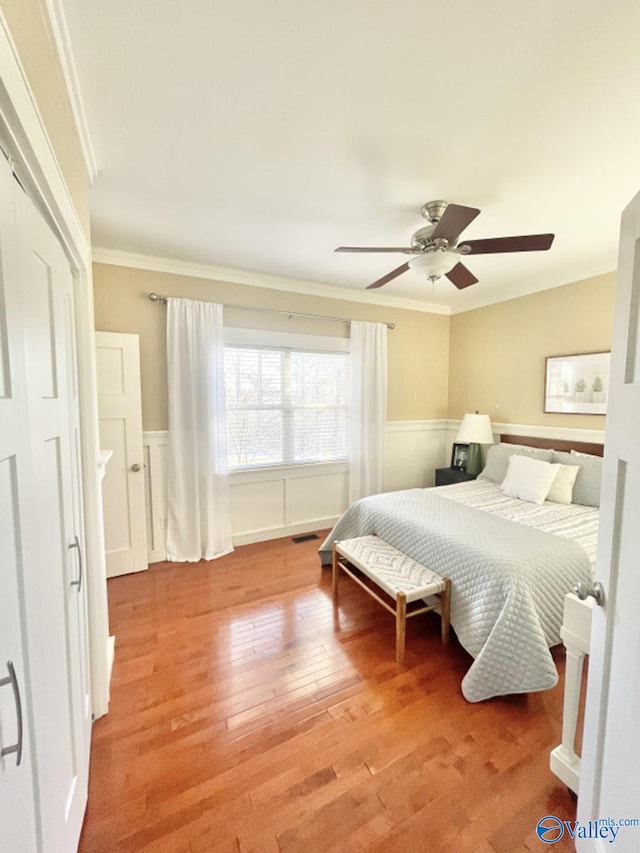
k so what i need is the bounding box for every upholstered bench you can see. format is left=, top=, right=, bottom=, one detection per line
left=332, top=535, right=451, bottom=663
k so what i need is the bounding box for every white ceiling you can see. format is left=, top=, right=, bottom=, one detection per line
left=58, top=0, right=640, bottom=313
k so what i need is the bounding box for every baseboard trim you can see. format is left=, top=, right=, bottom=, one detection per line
left=230, top=517, right=339, bottom=547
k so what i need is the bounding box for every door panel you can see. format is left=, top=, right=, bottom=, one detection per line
left=30, top=255, right=58, bottom=398
left=32, top=437, right=78, bottom=832
left=0, top=454, right=38, bottom=852
left=577, top=192, right=640, bottom=851
left=62, top=263, right=92, bottom=759
left=0, top=157, right=39, bottom=850
left=96, top=331, right=147, bottom=576
left=100, top=417, right=134, bottom=553
left=16, top=179, right=89, bottom=851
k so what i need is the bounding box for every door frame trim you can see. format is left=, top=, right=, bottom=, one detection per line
left=0, top=9, right=110, bottom=718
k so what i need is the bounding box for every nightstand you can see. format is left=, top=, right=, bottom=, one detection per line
left=435, top=467, right=478, bottom=487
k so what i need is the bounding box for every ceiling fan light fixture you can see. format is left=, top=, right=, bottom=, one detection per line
left=408, top=250, right=461, bottom=281
left=337, top=200, right=555, bottom=291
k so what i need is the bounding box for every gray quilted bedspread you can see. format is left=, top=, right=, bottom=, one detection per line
left=319, top=487, right=592, bottom=702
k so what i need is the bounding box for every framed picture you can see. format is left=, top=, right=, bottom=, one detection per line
left=451, top=442, right=470, bottom=470
left=544, top=351, right=611, bottom=415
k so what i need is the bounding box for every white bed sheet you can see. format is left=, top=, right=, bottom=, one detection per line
left=436, top=479, right=599, bottom=570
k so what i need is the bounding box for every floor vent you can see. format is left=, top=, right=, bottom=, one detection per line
left=291, top=533, right=320, bottom=544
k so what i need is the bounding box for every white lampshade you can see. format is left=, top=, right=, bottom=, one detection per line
left=408, top=251, right=461, bottom=281
left=456, top=413, right=494, bottom=445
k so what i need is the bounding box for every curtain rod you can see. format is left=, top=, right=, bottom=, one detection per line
left=147, top=292, right=395, bottom=330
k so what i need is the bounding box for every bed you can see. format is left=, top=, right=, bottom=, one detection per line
left=319, top=435, right=603, bottom=702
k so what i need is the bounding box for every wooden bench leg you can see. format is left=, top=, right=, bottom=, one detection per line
left=440, top=578, right=451, bottom=644
left=332, top=545, right=339, bottom=604
left=395, top=591, right=407, bottom=663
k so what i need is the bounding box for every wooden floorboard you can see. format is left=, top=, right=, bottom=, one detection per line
left=79, top=533, right=578, bottom=852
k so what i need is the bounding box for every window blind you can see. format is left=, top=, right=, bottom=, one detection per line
left=224, top=344, right=349, bottom=469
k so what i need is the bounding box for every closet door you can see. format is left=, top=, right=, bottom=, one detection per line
left=65, top=267, right=92, bottom=779
left=0, top=156, right=38, bottom=851
left=16, top=172, right=90, bottom=850
left=16, top=175, right=90, bottom=851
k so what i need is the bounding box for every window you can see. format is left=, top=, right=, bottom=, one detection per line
left=224, top=343, right=349, bottom=469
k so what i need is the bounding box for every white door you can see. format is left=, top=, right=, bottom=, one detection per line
left=16, top=169, right=89, bottom=850
left=95, top=331, right=147, bottom=576
left=0, top=155, right=38, bottom=852
left=62, top=255, right=93, bottom=783
left=577, top=191, right=640, bottom=852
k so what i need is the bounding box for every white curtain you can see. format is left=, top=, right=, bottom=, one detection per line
left=166, top=298, right=233, bottom=562
left=349, top=321, right=388, bottom=503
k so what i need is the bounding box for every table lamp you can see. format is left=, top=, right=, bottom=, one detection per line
left=455, top=413, right=494, bottom=476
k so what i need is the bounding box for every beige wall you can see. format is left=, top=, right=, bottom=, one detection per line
left=448, top=272, right=616, bottom=430
left=1, top=0, right=90, bottom=235
left=94, top=264, right=617, bottom=433
left=94, top=263, right=616, bottom=433
left=93, top=263, right=451, bottom=430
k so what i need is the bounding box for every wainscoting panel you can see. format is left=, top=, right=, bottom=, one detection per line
left=384, top=420, right=449, bottom=491
left=143, top=432, right=169, bottom=563
left=142, top=421, right=605, bottom=561
left=142, top=421, right=450, bottom=561
left=230, top=478, right=286, bottom=539
left=284, top=469, right=349, bottom=527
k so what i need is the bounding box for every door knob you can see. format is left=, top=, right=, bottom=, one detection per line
left=574, top=580, right=605, bottom=607
left=130, top=463, right=142, bottom=472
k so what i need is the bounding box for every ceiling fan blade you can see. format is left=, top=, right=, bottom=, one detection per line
left=431, top=203, right=481, bottom=243
left=445, top=263, right=478, bottom=290
left=335, top=246, right=413, bottom=253
left=459, top=234, right=555, bottom=255
left=366, top=262, right=410, bottom=289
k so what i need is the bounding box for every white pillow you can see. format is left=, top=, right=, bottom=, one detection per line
left=547, top=464, right=580, bottom=505
left=501, top=455, right=561, bottom=504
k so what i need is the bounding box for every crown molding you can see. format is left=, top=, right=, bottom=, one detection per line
left=0, top=7, right=88, bottom=267
left=42, top=0, right=98, bottom=182
left=91, top=248, right=452, bottom=316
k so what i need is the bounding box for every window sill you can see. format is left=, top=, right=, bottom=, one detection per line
left=229, top=460, right=348, bottom=484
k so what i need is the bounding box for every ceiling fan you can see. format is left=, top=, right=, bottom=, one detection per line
left=335, top=200, right=554, bottom=290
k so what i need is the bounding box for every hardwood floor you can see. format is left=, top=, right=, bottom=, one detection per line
left=79, top=534, right=578, bottom=853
